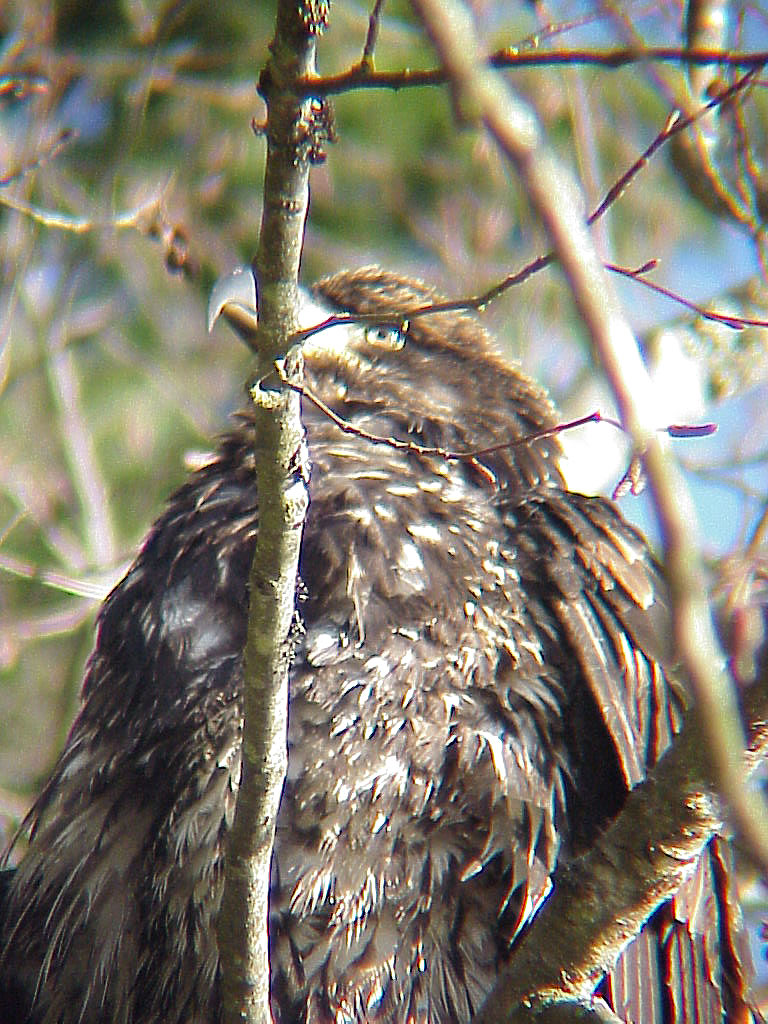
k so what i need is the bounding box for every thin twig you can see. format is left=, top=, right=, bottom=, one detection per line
left=282, top=367, right=714, bottom=463
left=0, top=190, right=167, bottom=234
left=45, top=285, right=116, bottom=569
left=289, top=374, right=611, bottom=457
left=298, top=47, right=768, bottom=97
left=361, top=0, right=386, bottom=67
left=607, top=260, right=768, bottom=328
left=285, top=72, right=759, bottom=340
left=413, top=0, right=768, bottom=923
left=0, top=129, right=74, bottom=187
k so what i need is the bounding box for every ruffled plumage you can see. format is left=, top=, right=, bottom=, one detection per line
left=0, top=268, right=756, bottom=1024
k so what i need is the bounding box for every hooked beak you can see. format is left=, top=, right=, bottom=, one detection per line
left=207, top=266, right=259, bottom=340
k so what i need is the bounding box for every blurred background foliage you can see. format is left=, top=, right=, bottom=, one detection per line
left=1, top=2, right=768, bottom=971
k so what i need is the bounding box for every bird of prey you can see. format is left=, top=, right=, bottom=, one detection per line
left=0, top=268, right=756, bottom=1024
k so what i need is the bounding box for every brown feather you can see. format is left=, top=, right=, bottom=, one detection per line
left=0, top=268, right=756, bottom=1024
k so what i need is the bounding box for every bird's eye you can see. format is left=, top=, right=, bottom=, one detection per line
left=364, top=324, right=406, bottom=350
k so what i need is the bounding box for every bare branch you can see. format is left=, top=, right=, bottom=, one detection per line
left=45, top=298, right=116, bottom=568
left=299, top=47, right=768, bottom=97
left=214, top=3, right=324, bottom=1023
left=607, top=260, right=765, bottom=328
left=361, top=0, right=386, bottom=68
left=287, top=74, right=757, bottom=335
left=472, top=675, right=768, bottom=1023
left=0, top=128, right=73, bottom=187
left=410, top=0, right=768, bottom=881
left=285, top=368, right=714, bottom=469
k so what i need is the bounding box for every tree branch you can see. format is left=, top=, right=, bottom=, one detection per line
left=411, top=0, right=768, bottom=876
left=298, top=47, right=768, bottom=97
left=214, top=3, right=326, bottom=1023
left=472, top=673, right=768, bottom=1023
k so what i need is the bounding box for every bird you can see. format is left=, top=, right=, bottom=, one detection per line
left=0, top=267, right=757, bottom=1024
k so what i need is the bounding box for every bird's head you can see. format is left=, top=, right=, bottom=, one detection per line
left=209, top=265, right=564, bottom=491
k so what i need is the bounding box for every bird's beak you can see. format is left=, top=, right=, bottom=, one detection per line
left=207, top=266, right=259, bottom=340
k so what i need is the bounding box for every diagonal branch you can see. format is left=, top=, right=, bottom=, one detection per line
left=472, top=675, right=768, bottom=1023
left=282, top=369, right=713, bottom=467
left=284, top=73, right=757, bottom=337
left=410, top=0, right=768, bottom=877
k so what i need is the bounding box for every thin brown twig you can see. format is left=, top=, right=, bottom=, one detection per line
left=471, top=3, right=682, bottom=64
left=288, top=374, right=610, bottom=458
left=286, top=72, right=758, bottom=343
left=589, top=110, right=682, bottom=224
left=413, top=0, right=768, bottom=894
left=588, top=68, right=758, bottom=223
left=0, top=129, right=75, bottom=188
left=298, top=47, right=768, bottom=97
left=280, top=367, right=714, bottom=464
left=361, top=0, right=386, bottom=67
left=290, top=252, right=763, bottom=359
left=606, top=261, right=768, bottom=329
